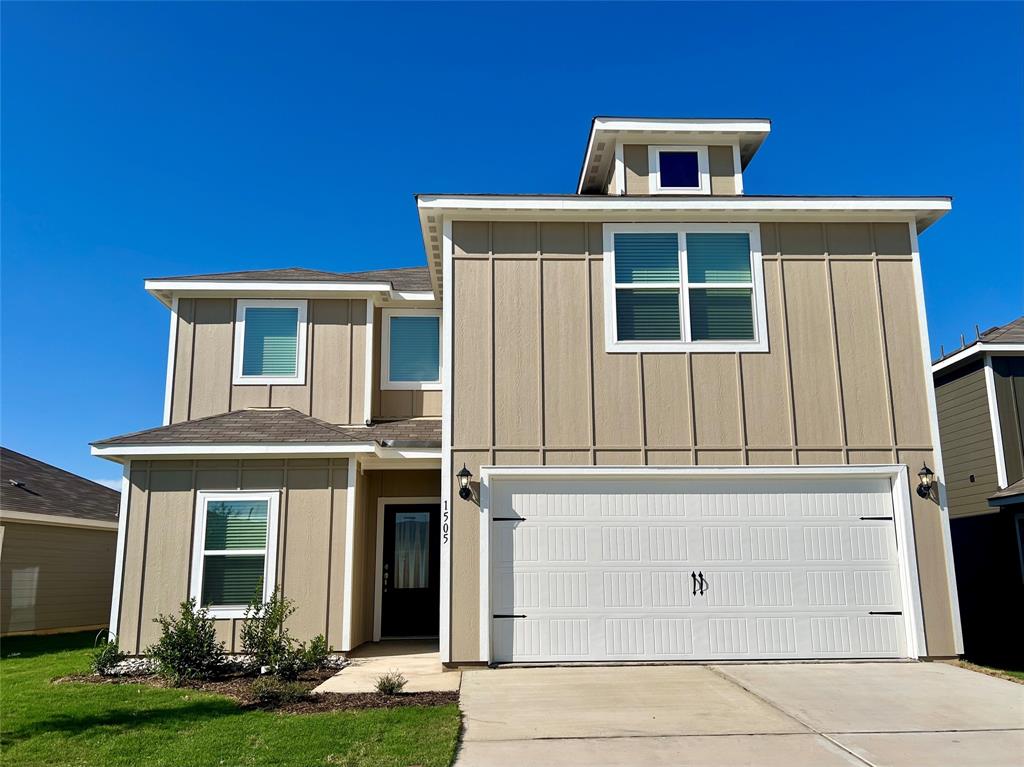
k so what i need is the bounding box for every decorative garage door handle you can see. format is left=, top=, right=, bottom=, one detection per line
left=691, top=571, right=708, bottom=596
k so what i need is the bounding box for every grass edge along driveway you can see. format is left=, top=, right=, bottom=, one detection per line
left=1, top=632, right=461, bottom=767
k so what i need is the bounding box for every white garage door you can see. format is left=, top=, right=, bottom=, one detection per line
left=489, top=476, right=909, bottom=663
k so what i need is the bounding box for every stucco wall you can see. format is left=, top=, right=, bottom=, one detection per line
left=446, top=218, right=956, bottom=661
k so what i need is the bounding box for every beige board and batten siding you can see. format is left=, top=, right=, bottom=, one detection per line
left=448, top=219, right=956, bottom=661
left=370, top=306, right=442, bottom=420
left=934, top=361, right=1001, bottom=518
left=169, top=298, right=368, bottom=425
left=114, top=458, right=350, bottom=654
left=0, top=521, right=116, bottom=635
left=622, top=144, right=738, bottom=195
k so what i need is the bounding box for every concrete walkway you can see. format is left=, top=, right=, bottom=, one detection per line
left=456, top=662, right=1024, bottom=766
left=314, top=640, right=461, bottom=694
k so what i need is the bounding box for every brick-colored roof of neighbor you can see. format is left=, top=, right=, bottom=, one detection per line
left=0, top=447, right=120, bottom=522
left=979, top=316, right=1024, bottom=344
left=150, top=266, right=433, bottom=292
left=93, top=409, right=441, bottom=449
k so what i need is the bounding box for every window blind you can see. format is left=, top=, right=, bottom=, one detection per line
left=687, top=233, right=752, bottom=283
left=616, top=288, right=681, bottom=340
left=689, top=288, right=755, bottom=340
left=389, top=316, right=440, bottom=382
left=201, top=499, right=269, bottom=607
left=614, top=233, right=679, bottom=282
left=242, top=307, right=299, bottom=377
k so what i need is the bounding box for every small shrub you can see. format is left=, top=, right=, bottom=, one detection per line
left=251, top=676, right=309, bottom=706
left=240, top=587, right=296, bottom=671
left=146, top=598, right=224, bottom=685
left=303, top=634, right=331, bottom=669
left=91, top=641, right=126, bottom=675
left=273, top=646, right=307, bottom=681
left=375, top=670, right=407, bottom=695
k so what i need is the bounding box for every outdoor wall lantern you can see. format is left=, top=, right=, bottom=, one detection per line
left=916, top=464, right=936, bottom=499
left=457, top=464, right=474, bottom=500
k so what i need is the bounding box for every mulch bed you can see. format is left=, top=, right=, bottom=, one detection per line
left=53, top=669, right=459, bottom=713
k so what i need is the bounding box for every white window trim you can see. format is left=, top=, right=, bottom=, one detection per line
left=189, top=490, right=280, bottom=619
left=648, top=145, right=711, bottom=195
left=602, top=222, right=768, bottom=353
left=232, top=299, right=308, bottom=386
left=380, top=307, right=442, bottom=390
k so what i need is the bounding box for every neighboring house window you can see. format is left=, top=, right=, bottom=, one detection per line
left=602, top=223, right=767, bottom=353
left=189, top=491, right=280, bottom=618
left=232, top=299, right=308, bottom=385
left=381, top=308, right=441, bottom=390
left=648, top=145, right=710, bottom=194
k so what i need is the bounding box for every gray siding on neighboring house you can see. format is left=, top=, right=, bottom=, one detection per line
left=992, top=356, right=1024, bottom=485
left=935, top=360, right=1000, bottom=518
left=0, top=521, right=116, bottom=635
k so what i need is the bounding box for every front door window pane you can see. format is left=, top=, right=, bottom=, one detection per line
left=394, top=512, right=430, bottom=589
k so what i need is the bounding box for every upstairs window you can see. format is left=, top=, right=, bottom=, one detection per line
left=603, top=223, right=767, bottom=353
left=381, top=308, right=441, bottom=390
left=232, top=299, right=307, bottom=385
left=649, top=145, right=710, bottom=194
left=190, top=491, right=279, bottom=618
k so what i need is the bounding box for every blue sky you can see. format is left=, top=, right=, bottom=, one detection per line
left=2, top=2, right=1022, bottom=486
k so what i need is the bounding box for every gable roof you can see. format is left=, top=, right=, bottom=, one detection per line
left=0, top=447, right=120, bottom=523
left=933, top=315, right=1024, bottom=372
left=91, top=409, right=441, bottom=455
left=148, top=266, right=432, bottom=292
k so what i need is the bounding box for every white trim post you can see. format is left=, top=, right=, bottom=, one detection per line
left=107, top=462, right=131, bottom=643
left=364, top=297, right=374, bottom=424
left=341, top=456, right=358, bottom=650
left=909, top=222, right=964, bottom=654
left=984, top=353, right=1008, bottom=488
left=439, top=217, right=453, bottom=662
left=162, top=297, right=179, bottom=425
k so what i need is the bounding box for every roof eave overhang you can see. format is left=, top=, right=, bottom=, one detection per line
left=89, top=442, right=441, bottom=463
left=144, top=280, right=435, bottom=308
left=932, top=343, right=1024, bottom=373
left=576, top=117, right=773, bottom=194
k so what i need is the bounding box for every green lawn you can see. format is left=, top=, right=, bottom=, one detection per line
left=1, top=632, right=461, bottom=767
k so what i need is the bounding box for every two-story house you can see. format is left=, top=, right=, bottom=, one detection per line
left=94, top=116, right=962, bottom=666
left=933, top=317, right=1024, bottom=666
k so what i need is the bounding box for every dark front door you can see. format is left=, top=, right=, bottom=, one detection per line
left=381, top=503, right=440, bottom=637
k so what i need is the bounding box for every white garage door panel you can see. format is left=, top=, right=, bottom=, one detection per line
left=489, top=477, right=907, bottom=662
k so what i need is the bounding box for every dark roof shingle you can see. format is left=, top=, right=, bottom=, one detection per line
left=93, top=409, right=441, bottom=449
left=980, top=316, right=1024, bottom=344
left=150, top=266, right=432, bottom=292
left=0, top=447, right=120, bottom=522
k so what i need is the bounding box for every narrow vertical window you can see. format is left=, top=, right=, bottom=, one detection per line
left=233, top=300, right=308, bottom=385
left=381, top=309, right=442, bottom=389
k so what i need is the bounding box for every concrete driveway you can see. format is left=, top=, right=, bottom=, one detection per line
left=456, top=662, right=1023, bottom=766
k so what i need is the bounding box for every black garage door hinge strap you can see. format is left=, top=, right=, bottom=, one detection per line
left=493, top=614, right=526, bottom=619
left=868, top=611, right=903, bottom=615
left=859, top=516, right=894, bottom=520
left=493, top=517, right=526, bottom=521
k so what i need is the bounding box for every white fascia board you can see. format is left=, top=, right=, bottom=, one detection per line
left=374, top=446, right=442, bottom=460
left=145, top=280, right=394, bottom=307
left=0, top=509, right=119, bottom=531
left=932, top=343, right=1024, bottom=373
left=388, top=290, right=436, bottom=302
left=417, top=196, right=951, bottom=232
left=592, top=117, right=773, bottom=134
left=91, top=443, right=377, bottom=459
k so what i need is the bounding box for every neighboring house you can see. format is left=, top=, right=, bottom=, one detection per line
left=0, top=447, right=120, bottom=635
left=932, top=316, right=1024, bottom=666
left=93, top=116, right=963, bottom=667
